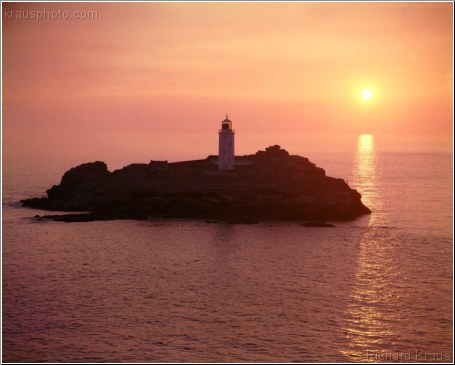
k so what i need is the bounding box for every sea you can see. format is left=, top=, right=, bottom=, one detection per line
left=2, top=135, right=453, bottom=362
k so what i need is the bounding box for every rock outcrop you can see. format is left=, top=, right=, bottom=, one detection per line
left=21, top=145, right=371, bottom=222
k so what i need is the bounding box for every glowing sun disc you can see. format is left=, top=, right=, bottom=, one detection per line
left=361, top=89, right=373, bottom=100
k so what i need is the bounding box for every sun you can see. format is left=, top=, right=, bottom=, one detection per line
left=360, top=88, right=373, bottom=100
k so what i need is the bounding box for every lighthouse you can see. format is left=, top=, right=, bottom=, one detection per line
left=218, top=114, right=235, bottom=170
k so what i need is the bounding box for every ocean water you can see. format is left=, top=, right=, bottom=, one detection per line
left=2, top=136, right=453, bottom=362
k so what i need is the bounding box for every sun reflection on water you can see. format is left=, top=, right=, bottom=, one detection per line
left=358, top=134, right=374, bottom=152
left=352, top=134, right=381, bottom=225
left=338, top=134, right=398, bottom=362
left=338, top=239, right=398, bottom=362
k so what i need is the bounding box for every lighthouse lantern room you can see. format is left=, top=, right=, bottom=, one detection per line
left=218, top=115, right=235, bottom=170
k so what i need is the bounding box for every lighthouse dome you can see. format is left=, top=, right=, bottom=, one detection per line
left=221, top=114, right=232, bottom=130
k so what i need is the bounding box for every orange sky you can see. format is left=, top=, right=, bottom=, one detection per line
left=2, top=2, right=453, bottom=163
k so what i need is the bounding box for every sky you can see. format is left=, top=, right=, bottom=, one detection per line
left=2, top=2, right=453, bottom=164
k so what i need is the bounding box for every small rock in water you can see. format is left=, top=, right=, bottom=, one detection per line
left=301, top=221, right=335, bottom=227
left=227, top=218, right=259, bottom=225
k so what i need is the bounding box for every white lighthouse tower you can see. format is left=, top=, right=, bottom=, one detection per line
left=218, top=114, right=235, bottom=170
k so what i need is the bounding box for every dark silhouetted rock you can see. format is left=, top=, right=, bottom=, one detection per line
left=35, top=213, right=119, bottom=222
left=21, top=146, right=371, bottom=222
left=301, top=221, right=335, bottom=227
left=227, top=218, right=259, bottom=225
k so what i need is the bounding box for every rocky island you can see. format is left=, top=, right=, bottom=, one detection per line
left=21, top=145, right=371, bottom=223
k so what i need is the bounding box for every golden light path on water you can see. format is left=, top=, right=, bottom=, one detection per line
left=354, top=134, right=378, bottom=216
left=339, top=135, right=399, bottom=362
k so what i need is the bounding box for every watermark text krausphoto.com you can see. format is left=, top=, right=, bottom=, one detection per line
left=3, top=7, right=98, bottom=21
